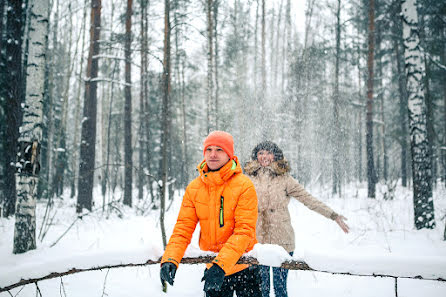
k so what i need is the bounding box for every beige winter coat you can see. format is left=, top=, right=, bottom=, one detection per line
left=244, top=159, right=338, bottom=252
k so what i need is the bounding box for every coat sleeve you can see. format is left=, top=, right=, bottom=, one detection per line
left=285, top=175, right=338, bottom=220
left=160, top=187, right=198, bottom=268
left=212, top=179, right=258, bottom=273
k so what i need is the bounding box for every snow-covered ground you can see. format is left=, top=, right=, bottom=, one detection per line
left=1, top=182, right=446, bottom=296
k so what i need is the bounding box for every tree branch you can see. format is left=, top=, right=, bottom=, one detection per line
left=1, top=256, right=445, bottom=293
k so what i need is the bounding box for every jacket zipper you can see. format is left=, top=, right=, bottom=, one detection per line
left=219, top=196, right=224, bottom=227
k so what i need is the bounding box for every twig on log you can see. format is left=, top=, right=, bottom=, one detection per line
left=35, top=282, right=42, bottom=297
left=1, top=256, right=444, bottom=293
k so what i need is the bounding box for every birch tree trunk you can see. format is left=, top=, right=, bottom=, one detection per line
left=13, top=0, right=49, bottom=254
left=401, top=0, right=435, bottom=229
left=77, top=0, right=101, bottom=213
left=123, top=0, right=133, bottom=207
left=366, top=0, right=376, bottom=198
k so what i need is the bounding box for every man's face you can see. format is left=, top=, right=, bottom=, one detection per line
left=204, top=145, right=230, bottom=170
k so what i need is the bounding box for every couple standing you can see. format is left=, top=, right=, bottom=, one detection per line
left=160, top=131, right=349, bottom=297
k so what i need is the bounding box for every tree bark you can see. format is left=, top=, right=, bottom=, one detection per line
left=53, top=3, right=75, bottom=198
left=213, top=0, right=220, bottom=129
left=138, top=0, right=147, bottom=201
left=123, top=0, right=133, bottom=207
left=71, top=0, right=88, bottom=198
left=206, top=0, right=214, bottom=134
left=13, top=0, right=49, bottom=254
left=394, top=33, right=408, bottom=187
left=77, top=0, right=101, bottom=213
left=366, top=0, right=376, bottom=198
left=401, top=0, right=435, bottom=229
left=0, top=0, right=4, bottom=52
left=2, top=255, right=445, bottom=293
left=1, top=0, right=24, bottom=217
left=160, top=0, right=171, bottom=248
left=332, top=0, right=341, bottom=195
left=260, top=0, right=266, bottom=138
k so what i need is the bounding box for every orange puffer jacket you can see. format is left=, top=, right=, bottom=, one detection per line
left=161, top=156, right=258, bottom=275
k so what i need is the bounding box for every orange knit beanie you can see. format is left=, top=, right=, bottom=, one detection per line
left=203, top=131, right=234, bottom=159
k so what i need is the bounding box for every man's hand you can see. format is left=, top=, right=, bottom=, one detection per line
left=201, top=264, right=226, bottom=292
left=335, top=215, right=350, bottom=233
left=160, top=262, right=177, bottom=286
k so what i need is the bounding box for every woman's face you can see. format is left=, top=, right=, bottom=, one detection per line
left=257, top=150, right=274, bottom=167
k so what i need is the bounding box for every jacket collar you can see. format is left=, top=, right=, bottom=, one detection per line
left=197, top=156, right=241, bottom=185
left=244, top=159, right=290, bottom=176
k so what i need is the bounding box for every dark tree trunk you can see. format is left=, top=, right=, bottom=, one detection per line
left=141, top=1, right=153, bottom=203
left=160, top=0, right=171, bottom=248
left=123, top=0, right=133, bottom=207
left=1, top=0, right=24, bottom=217
left=0, top=0, right=5, bottom=53
left=138, top=0, right=147, bottom=201
left=77, top=0, right=101, bottom=213
left=366, top=0, right=376, bottom=198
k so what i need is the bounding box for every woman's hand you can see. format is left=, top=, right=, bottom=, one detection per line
left=335, top=215, right=350, bottom=233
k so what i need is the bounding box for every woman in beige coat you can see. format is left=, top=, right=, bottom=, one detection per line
left=244, top=141, right=349, bottom=297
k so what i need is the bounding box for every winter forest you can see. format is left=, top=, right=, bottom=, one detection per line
left=1, top=0, right=446, bottom=296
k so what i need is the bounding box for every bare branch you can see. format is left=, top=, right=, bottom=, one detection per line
left=1, top=256, right=444, bottom=293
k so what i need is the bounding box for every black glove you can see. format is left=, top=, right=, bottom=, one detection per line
left=201, top=264, right=226, bottom=292
left=160, top=262, right=177, bottom=286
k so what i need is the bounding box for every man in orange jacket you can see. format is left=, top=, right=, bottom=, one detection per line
left=160, top=131, right=262, bottom=297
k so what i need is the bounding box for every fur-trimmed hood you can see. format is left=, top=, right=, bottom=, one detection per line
left=244, top=159, right=291, bottom=176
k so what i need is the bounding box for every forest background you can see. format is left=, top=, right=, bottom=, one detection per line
left=0, top=0, right=445, bottom=283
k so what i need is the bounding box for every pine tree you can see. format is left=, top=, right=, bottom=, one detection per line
left=1, top=0, right=24, bottom=217
left=77, top=0, right=101, bottom=212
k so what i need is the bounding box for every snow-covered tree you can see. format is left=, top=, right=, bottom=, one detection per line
left=13, top=0, right=49, bottom=254
left=401, top=0, right=435, bottom=229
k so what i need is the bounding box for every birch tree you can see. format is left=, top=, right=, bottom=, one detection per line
left=401, top=0, right=435, bottom=229
left=13, top=0, right=49, bottom=254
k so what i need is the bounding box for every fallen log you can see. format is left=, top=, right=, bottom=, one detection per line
left=1, top=256, right=444, bottom=293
